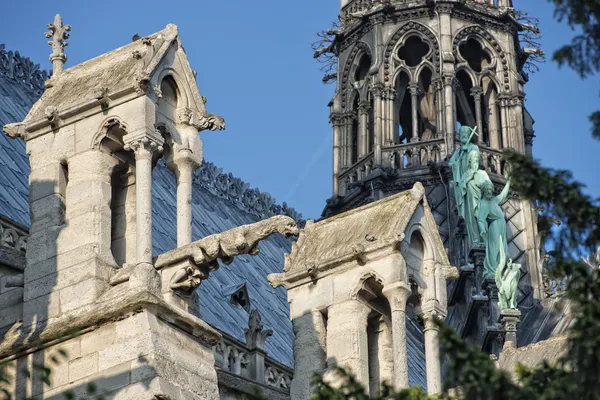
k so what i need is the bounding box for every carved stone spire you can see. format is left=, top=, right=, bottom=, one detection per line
left=244, top=309, right=272, bottom=351
left=45, top=14, right=71, bottom=77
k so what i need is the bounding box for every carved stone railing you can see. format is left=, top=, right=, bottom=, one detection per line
left=340, top=0, right=504, bottom=17
left=0, top=217, right=27, bottom=252
left=0, top=44, right=49, bottom=93
left=479, top=145, right=506, bottom=176
left=264, top=358, right=293, bottom=390
left=212, top=333, right=293, bottom=391
left=382, top=138, right=445, bottom=170
left=193, top=160, right=304, bottom=225
left=340, top=151, right=375, bottom=190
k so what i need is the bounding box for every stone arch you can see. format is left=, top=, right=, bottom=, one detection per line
left=91, top=116, right=129, bottom=154
left=383, top=21, right=441, bottom=84
left=453, top=25, right=510, bottom=91
left=341, top=42, right=373, bottom=110
left=155, top=67, right=191, bottom=110
left=351, top=270, right=385, bottom=300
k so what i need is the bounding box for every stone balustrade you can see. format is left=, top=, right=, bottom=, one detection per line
left=383, top=138, right=445, bottom=170
left=213, top=334, right=293, bottom=391
left=0, top=217, right=27, bottom=252
left=341, top=0, right=505, bottom=16
left=479, top=145, right=507, bottom=176
left=340, top=151, right=375, bottom=184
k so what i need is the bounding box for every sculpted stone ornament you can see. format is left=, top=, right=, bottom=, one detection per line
left=44, top=14, right=71, bottom=76
left=478, top=177, right=511, bottom=277
left=156, top=215, right=299, bottom=293
left=245, top=309, right=273, bottom=351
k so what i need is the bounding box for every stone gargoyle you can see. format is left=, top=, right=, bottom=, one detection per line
left=155, top=215, right=299, bottom=295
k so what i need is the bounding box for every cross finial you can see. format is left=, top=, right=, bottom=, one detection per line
left=45, top=14, right=71, bottom=77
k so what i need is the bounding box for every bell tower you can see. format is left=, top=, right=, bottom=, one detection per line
left=321, top=0, right=543, bottom=351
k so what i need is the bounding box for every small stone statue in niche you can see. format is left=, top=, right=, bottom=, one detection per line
left=477, top=176, right=511, bottom=277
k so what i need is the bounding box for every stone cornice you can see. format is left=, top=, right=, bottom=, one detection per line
left=192, top=160, right=305, bottom=225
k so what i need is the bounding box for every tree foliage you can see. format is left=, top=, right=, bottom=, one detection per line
left=548, top=0, right=600, bottom=139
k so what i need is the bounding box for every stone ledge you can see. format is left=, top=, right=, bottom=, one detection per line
left=0, top=286, right=221, bottom=361
left=216, top=369, right=290, bottom=400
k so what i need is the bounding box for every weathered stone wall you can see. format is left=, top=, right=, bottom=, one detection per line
left=1, top=310, right=219, bottom=399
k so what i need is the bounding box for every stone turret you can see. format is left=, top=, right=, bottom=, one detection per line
left=320, top=0, right=542, bottom=359
left=0, top=18, right=297, bottom=400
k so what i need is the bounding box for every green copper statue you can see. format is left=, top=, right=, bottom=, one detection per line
left=496, top=245, right=521, bottom=310
left=478, top=177, right=511, bottom=277
left=462, top=151, right=492, bottom=245
left=449, top=126, right=480, bottom=220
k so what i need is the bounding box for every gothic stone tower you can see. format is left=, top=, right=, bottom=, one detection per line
left=322, top=0, right=542, bottom=352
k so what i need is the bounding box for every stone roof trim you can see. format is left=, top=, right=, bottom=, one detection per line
left=193, top=161, right=305, bottom=226
left=272, top=182, right=441, bottom=287
left=497, top=334, right=568, bottom=379
left=0, top=44, right=50, bottom=94
left=20, top=24, right=180, bottom=127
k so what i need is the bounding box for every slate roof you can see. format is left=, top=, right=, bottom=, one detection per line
left=0, top=74, right=36, bottom=227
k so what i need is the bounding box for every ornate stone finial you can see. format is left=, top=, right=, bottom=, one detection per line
left=244, top=309, right=272, bottom=351
left=44, top=14, right=71, bottom=77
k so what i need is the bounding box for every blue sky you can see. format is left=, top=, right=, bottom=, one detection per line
left=1, top=0, right=598, bottom=220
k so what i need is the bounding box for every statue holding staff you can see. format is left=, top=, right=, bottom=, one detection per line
left=449, top=126, right=480, bottom=219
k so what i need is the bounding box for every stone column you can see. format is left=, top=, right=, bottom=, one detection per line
left=169, top=150, right=200, bottom=247
left=422, top=310, right=442, bottom=395
left=326, top=300, right=371, bottom=393
left=409, top=83, right=420, bottom=143
left=500, top=309, right=521, bottom=348
left=384, top=86, right=396, bottom=146
left=344, top=112, right=355, bottom=167
left=382, top=282, right=411, bottom=389
left=488, top=89, right=501, bottom=149
left=291, top=310, right=327, bottom=400
left=372, top=84, right=384, bottom=165
left=443, top=74, right=456, bottom=156
left=433, top=78, right=444, bottom=140
left=124, top=131, right=164, bottom=290
left=511, top=94, right=526, bottom=153
left=499, top=94, right=509, bottom=150
left=471, top=86, right=484, bottom=142
left=358, top=101, right=369, bottom=158
left=331, top=113, right=343, bottom=196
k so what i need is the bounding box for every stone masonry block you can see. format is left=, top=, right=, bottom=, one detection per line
left=24, top=258, right=116, bottom=302
left=80, top=324, right=116, bottom=356
left=97, top=332, right=154, bottom=371
left=69, top=352, right=98, bottom=382
left=29, top=164, right=68, bottom=203
left=59, top=278, right=110, bottom=314
left=23, top=291, right=60, bottom=324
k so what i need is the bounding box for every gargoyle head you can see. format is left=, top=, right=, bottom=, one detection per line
left=269, top=215, right=299, bottom=238
left=198, top=114, right=226, bottom=131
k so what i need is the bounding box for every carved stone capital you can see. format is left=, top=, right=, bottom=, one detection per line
left=330, top=112, right=344, bottom=127
left=123, top=130, right=164, bottom=160
left=370, top=82, right=385, bottom=97
left=470, top=86, right=484, bottom=99
left=358, top=100, right=370, bottom=114
left=408, top=82, right=420, bottom=96
left=382, top=282, right=411, bottom=311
